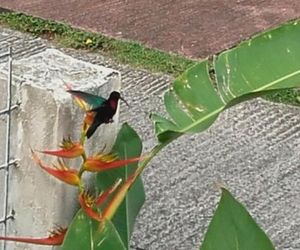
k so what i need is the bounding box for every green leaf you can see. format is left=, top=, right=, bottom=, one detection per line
left=96, top=123, right=145, bottom=249
left=61, top=210, right=126, bottom=250
left=152, top=19, right=300, bottom=142
left=200, top=189, right=275, bottom=250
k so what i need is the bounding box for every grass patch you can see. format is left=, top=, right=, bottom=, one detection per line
left=0, top=11, right=299, bottom=106
left=263, top=88, right=300, bottom=106
left=0, top=12, right=195, bottom=76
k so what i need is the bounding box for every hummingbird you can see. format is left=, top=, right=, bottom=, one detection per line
left=67, top=90, right=128, bottom=139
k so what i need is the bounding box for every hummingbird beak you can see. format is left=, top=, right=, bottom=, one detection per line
left=120, top=96, right=130, bottom=107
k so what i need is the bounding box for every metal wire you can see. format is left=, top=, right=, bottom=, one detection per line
left=0, top=105, right=18, bottom=116
left=0, top=159, right=18, bottom=171
left=0, top=47, right=16, bottom=250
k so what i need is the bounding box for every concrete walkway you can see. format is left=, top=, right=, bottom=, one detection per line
left=0, top=28, right=299, bottom=250
left=1, top=1, right=300, bottom=58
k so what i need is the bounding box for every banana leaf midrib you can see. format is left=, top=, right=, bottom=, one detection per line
left=178, top=67, right=300, bottom=133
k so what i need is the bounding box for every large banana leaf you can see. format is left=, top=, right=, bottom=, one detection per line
left=200, top=189, right=275, bottom=250
left=151, top=20, right=300, bottom=142
left=96, top=123, right=145, bottom=249
left=61, top=210, right=126, bottom=250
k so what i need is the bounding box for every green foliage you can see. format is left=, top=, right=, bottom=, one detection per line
left=96, top=123, right=145, bottom=249
left=200, top=189, right=275, bottom=250
left=0, top=13, right=69, bottom=35
left=0, top=12, right=195, bottom=75
left=61, top=210, right=126, bottom=250
left=152, top=19, right=300, bottom=142
left=264, top=88, right=300, bottom=106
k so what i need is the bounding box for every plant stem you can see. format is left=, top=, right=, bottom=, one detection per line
left=105, top=136, right=179, bottom=220
left=134, top=134, right=179, bottom=177
left=78, top=153, right=87, bottom=179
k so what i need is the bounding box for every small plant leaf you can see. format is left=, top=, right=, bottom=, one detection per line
left=61, top=210, right=126, bottom=250
left=96, top=123, right=145, bottom=249
left=152, top=19, right=300, bottom=143
left=200, top=189, right=275, bottom=250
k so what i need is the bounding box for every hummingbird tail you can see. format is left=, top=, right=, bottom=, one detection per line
left=86, top=122, right=99, bottom=139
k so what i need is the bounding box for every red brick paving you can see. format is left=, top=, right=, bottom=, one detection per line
left=1, top=0, right=300, bottom=58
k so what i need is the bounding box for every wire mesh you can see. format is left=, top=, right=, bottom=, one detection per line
left=0, top=47, right=17, bottom=250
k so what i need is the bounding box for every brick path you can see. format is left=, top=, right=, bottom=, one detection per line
left=1, top=1, right=300, bottom=58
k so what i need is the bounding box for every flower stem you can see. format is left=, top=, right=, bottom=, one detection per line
left=104, top=135, right=179, bottom=221
left=78, top=150, right=88, bottom=182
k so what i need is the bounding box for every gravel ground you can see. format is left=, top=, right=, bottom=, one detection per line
left=0, top=28, right=299, bottom=250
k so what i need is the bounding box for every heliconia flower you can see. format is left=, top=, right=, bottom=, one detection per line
left=102, top=171, right=138, bottom=222
left=39, top=138, right=84, bottom=158
left=84, top=153, right=142, bottom=172
left=0, top=227, right=67, bottom=245
left=79, top=179, right=122, bottom=223
left=79, top=192, right=102, bottom=222
left=95, top=178, right=122, bottom=207
left=32, top=151, right=80, bottom=186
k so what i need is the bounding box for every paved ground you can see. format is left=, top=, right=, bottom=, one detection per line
left=0, top=28, right=299, bottom=250
left=1, top=1, right=300, bottom=58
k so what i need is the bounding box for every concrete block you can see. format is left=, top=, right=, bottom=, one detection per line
left=0, top=49, right=120, bottom=250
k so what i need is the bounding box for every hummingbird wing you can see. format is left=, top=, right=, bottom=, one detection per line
left=67, top=90, right=106, bottom=110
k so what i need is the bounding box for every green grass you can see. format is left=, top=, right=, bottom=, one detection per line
left=0, top=11, right=299, bottom=106
left=0, top=12, right=195, bottom=76
left=264, top=88, right=300, bottom=106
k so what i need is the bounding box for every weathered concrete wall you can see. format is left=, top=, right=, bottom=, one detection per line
left=0, top=49, right=120, bottom=250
